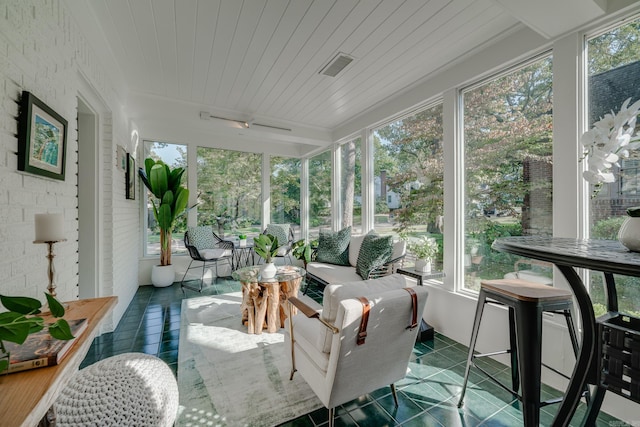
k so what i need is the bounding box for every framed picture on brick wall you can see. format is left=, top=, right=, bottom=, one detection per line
left=117, top=145, right=127, bottom=171
left=18, top=91, right=68, bottom=181
left=126, top=153, right=136, bottom=200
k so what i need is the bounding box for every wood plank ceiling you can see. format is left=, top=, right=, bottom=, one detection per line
left=82, top=0, right=607, bottom=146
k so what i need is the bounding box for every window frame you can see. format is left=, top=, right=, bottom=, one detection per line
left=458, top=51, right=555, bottom=294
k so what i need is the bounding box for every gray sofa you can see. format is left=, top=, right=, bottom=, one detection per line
left=306, top=234, right=406, bottom=287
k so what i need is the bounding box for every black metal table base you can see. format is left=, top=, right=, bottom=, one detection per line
left=491, top=237, right=639, bottom=426
left=416, top=319, right=434, bottom=342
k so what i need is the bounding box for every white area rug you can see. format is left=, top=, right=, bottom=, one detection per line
left=176, top=292, right=322, bottom=426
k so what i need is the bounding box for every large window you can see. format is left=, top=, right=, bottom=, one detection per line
left=271, top=156, right=301, bottom=232
left=338, top=138, right=362, bottom=234
left=196, top=147, right=262, bottom=239
left=309, top=150, right=331, bottom=239
left=462, top=55, right=554, bottom=291
left=372, top=104, right=445, bottom=269
left=143, top=141, right=188, bottom=256
left=587, top=17, right=640, bottom=316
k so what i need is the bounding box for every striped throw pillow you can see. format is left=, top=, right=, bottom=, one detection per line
left=356, top=232, right=393, bottom=279
left=316, top=226, right=352, bottom=266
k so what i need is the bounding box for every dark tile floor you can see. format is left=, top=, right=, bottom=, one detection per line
left=81, top=278, right=625, bottom=427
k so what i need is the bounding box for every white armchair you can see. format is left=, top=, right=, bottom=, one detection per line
left=285, top=274, right=428, bottom=427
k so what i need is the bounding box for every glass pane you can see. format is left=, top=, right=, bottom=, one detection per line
left=309, top=150, right=331, bottom=239
left=463, top=56, right=554, bottom=291
left=196, top=147, right=262, bottom=240
left=587, top=18, right=640, bottom=317
left=338, top=138, right=362, bottom=234
left=372, top=104, right=444, bottom=271
left=271, top=156, right=301, bottom=236
left=143, top=141, right=188, bottom=256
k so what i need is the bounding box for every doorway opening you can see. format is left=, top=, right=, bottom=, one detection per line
left=77, top=96, right=99, bottom=299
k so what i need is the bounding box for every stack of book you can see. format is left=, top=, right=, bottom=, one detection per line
left=4, top=318, right=88, bottom=374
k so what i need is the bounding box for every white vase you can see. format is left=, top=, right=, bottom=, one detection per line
left=618, top=216, right=640, bottom=252
left=261, top=262, right=277, bottom=280
left=415, top=258, right=432, bottom=273
left=239, top=239, right=247, bottom=247
left=151, top=264, right=175, bottom=287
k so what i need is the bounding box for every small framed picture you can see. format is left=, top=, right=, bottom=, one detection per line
left=18, top=91, right=68, bottom=180
left=126, top=153, right=136, bottom=200
left=117, top=145, right=127, bottom=171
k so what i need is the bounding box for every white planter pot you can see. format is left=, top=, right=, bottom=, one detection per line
left=618, top=216, right=640, bottom=252
left=151, top=264, right=175, bottom=287
left=415, top=258, right=432, bottom=273
left=464, top=254, right=471, bottom=267
left=261, top=262, right=277, bottom=280
left=239, top=239, right=247, bottom=248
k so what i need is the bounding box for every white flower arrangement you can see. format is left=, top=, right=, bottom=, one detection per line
left=581, top=97, right=640, bottom=196
left=407, top=236, right=438, bottom=260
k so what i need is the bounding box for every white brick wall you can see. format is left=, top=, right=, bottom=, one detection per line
left=106, top=112, right=140, bottom=327
left=0, top=0, right=138, bottom=330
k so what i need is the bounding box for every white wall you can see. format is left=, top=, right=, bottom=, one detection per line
left=0, top=0, right=137, bottom=330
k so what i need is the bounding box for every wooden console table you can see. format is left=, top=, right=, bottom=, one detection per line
left=233, top=265, right=305, bottom=334
left=0, top=296, right=118, bottom=427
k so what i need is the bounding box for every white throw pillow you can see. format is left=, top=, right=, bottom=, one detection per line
left=200, top=248, right=232, bottom=260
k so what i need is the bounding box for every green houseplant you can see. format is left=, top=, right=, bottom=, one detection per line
left=0, top=293, right=73, bottom=373
left=253, top=234, right=279, bottom=279
left=407, top=236, right=438, bottom=273
left=291, top=239, right=312, bottom=269
left=139, top=158, right=190, bottom=286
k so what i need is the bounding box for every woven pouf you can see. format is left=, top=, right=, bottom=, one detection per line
left=55, top=353, right=179, bottom=427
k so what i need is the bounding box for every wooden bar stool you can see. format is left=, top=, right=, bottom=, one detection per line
left=457, top=278, right=586, bottom=426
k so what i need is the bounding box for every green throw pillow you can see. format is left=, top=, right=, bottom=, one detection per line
left=316, top=226, right=352, bottom=266
left=188, top=226, right=217, bottom=251
left=265, top=223, right=290, bottom=247
left=356, top=232, right=393, bottom=279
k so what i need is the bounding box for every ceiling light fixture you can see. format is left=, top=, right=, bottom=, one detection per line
left=250, top=122, right=292, bottom=132
left=200, top=111, right=248, bottom=128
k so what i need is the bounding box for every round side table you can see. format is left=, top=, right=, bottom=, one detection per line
left=233, top=265, right=306, bottom=334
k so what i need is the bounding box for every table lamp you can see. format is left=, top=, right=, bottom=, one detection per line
left=34, top=213, right=67, bottom=297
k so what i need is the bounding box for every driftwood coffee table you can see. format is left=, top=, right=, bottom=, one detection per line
left=232, top=265, right=306, bottom=334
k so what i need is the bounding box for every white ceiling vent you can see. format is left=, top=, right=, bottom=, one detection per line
left=319, top=53, right=354, bottom=77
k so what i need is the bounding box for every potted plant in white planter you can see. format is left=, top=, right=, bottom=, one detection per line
left=253, top=234, right=279, bottom=279
left=465, top=237, right=484, bottom=266
left=139, top=158, right=189, bottom=287
left=238, top=234, right=247, bottom=248
left=407, top=236, right=438, bottom=273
